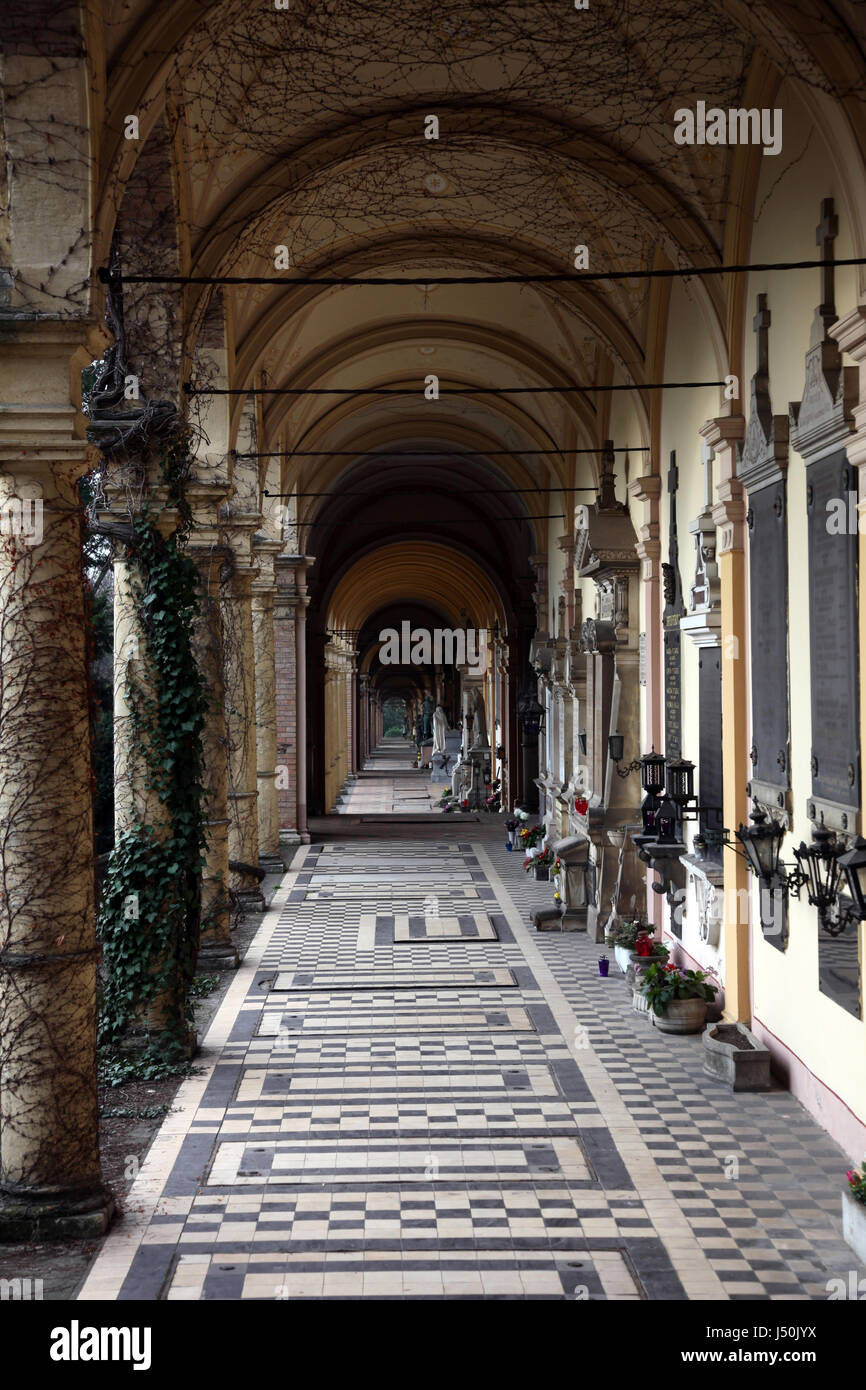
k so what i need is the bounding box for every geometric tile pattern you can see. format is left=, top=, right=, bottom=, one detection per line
left=492, top=836, right=866, bottom=1302
left=79, top=791, right=866, bottom=1301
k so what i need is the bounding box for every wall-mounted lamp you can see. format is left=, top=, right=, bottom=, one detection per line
left=791, top=829, right=865, bottom=936
left=516, top=686, right=545, bottom=738
left=728, top=808, right=866, bottom=937
left=608, top=735, right=655, bottom=781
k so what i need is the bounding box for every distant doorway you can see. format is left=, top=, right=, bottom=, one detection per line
left=382, top=696, right=409, bottom=739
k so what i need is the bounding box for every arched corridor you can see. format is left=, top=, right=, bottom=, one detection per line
left=3, top=0, right=866, bottom=1321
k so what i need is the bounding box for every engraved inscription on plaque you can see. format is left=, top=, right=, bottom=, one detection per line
left=664, top=622, right=682, bottom=760
left=806, top=451, right=860, bottom=813
left=749, top=484, right=789, bottom=800
left=698, top=651, right=723, bottom=844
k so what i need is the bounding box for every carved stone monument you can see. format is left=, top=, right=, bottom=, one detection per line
left=573, top=441, right=642, bottom=940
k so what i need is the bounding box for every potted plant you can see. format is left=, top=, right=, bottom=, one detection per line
left=534, top=846, right=554, bottom=881
left=843, top=1160, right=866, bottom=1264
left=627, top=941, right=670, bottom=1014
left=611, top=920, right=641, bottom=974
left=518, top=822, right=545, bottom=852
left=598, top=954, right=610, bottom=978
left=639, top=961, right=717, bottom=1034
left=524, top=846, right=554, bottom=881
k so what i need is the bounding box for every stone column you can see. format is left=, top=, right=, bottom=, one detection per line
left=628, top=474, right=662, bottom=752
left=252, top=535, right=284, bottom=871
left=295, top=565, right=311, bottom=840
left=0, top=323, right=112, bottom=1236
left=185, top=498, right=237, bottom=969
left=702, top=414, right=749, bottom=1021
left=221, top=533, right=262, bottom=903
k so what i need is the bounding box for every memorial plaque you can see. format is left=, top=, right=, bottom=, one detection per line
left=806, top=450, right=860, bottom=815
left=698, top=650, right=723, bottom=844
left=664, top=622, right=682, bottom=760
left=748, top=483, right=789, bottom=803
left=663, top=453, right=685, bottom=759
left=817, top=914, right=862, bottom=1019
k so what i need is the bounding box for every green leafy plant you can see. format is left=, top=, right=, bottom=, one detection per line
left=611, top=920, right=642, bottom=949
left=639, top=961, right=717, bottom=1017
left=98, top=1046, right=199, bottom=1089
left=97, top=463, right=208, bottom=1057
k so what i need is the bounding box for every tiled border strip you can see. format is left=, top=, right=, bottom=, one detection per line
left=77, top=846, right=308, bottom=1301
left=474, top=843, right=729, bottom=1301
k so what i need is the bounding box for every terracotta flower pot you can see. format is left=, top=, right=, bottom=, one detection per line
left=653, top=997, right=708, bottom=1035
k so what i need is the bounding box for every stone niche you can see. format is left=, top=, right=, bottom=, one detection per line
left=574, top=442, right=643, bottom=939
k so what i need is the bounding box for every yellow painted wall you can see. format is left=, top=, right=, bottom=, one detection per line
left=742, top=82, right=865, bottom=1141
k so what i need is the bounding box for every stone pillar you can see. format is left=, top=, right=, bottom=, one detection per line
left=702, top=414, right=749, bottom=1021
left=186, top=498, right=237, bottom=969
left=221, top=539, right=262, bottom=903
left=252, top=535, right=283, bottom=871
left=0, top=323, right=112, bottom=1236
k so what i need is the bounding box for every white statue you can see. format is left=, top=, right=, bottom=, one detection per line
left=432, top=704, right=449, bottom=755
left=471, top=687, right=488, bottom=749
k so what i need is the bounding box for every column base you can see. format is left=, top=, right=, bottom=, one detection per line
left=0, top=1185, right=115, bottom=1243
left=259, top=854, right=288, bottom=875
left=561, top=911, right=589, bottom=933
left=532, top=907, right=564, bottom=931
left=115, top=1024, right=198, bottom=1060
left=197, top=940, right=240, bottom=971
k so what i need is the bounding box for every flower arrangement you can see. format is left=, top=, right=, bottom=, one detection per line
left=639, top=961, right=717, bottom=1017
left=524, top=846, right=554, bottom=873
left=518, top=822, right=545, bottom=850
left=846, top=1161, right=866, bottom=1206
left=611, top=920, right=643, bottom=950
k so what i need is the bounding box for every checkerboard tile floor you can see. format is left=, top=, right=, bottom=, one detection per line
left=80, top=787, right=866, bottom=1302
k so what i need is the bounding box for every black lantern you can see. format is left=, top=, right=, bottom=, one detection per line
left=837, top=836, right=866, bottom=921
left=655, top=795, right=679, bottom=844
left=665, top=757, right=695, bottom=807
left=608, top=733, right=624, bottom=763
left=792, top=828, right=842, bottom=921
left=640, top=750, right=667, bottom=796
left=735, top=808, right=785, bottom=883
left=578, top=730, right=587, bottom=755
left=516, top=686, right=545, bottom=738
left=640, top=790, right=661, bottom=836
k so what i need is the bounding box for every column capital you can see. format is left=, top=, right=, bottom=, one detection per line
left=831, top=299, right=866, bottom=473
left=711, top=478, right=747, bottom=556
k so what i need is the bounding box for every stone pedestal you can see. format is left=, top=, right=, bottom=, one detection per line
left=553, top=834, right=592, bottom=931
left=431, top=730, right=463, bottom=783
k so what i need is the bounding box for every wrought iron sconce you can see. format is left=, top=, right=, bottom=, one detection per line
left=725, top=808, right=866, bottom=938
left=516, top=686, right=545, bottom=738
left=790, top=829, right=866, bottom=937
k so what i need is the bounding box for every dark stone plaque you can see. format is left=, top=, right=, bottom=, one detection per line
left=818, top=911, right=862, bottom=1018
left=806, top=450, right=860, bottom=815
left=748, top=483, right=789, bottom=801
left=664, top=621, right=682, bottom=760
left=663, top=453, right=684, bottom=759
left=698, top=650, right=723, bottom=843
